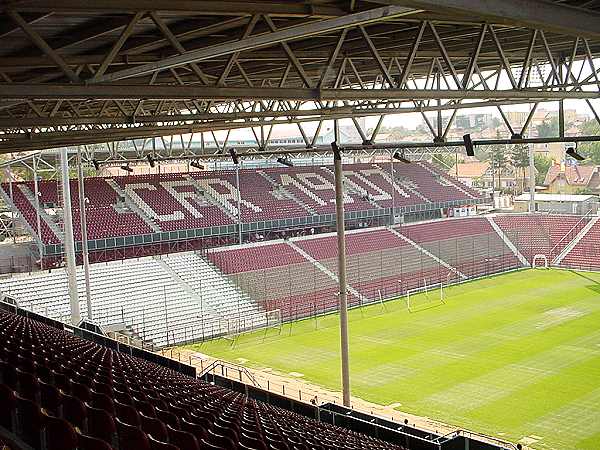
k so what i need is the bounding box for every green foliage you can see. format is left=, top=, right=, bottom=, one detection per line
left=536, top=116, right=560, bottom=138
left=194, top=269, right=600, bottom=450
left=369, top=125, right=409, bottom=141
left=574, top=187, right=595, bottom=195
left=486, top=144, right=508, bottom=189
left=430, top=153, right=455, bottom=170
left=489, top=116, right=502, bottom=129
left=578, top=120, right=600, bottom=165
left=534, top=154, right=553, bottom=185
left=510, top=144, right=529, bottom=193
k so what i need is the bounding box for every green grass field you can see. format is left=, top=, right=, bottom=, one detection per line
left=187, top=269, right=600, bottom=450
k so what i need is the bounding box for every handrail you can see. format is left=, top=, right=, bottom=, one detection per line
left=198, top=358, right=261, bottom=388
left=458, top=429, right=518, bottom=450
left=549, top=209, right=594, bottom=258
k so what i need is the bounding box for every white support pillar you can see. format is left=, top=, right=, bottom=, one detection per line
left=77, top=148, right=93, bottom=320
left=6, top=169, right=16, bottom=244
left=60, top=148, right=80, bottom=325
left=235, top=162, right=243, bottom=244
left=32, top=157, right=43, bottom=268
left=528, top=143, right=536, bottom=212
left=332, top=143, right=351, bottom=407
left=389, top=151, right=396, bottom=225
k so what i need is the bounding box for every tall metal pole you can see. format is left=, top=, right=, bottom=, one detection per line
left=164, top=285, right=169, bottom=346
left=235, top=163, right=243, bottom=244
left=332, top=142, right=351, bottom=407
left=7, top=169, right=16, bottom=244
left=60, top=147, right=80, bottom=325
left=77, top=148, right=93, bottom=320
left=389, top=151, right=396, bottom=225
left=32, top=157, right=43, bottom=269
left=528, top=143, right=536, bottom=212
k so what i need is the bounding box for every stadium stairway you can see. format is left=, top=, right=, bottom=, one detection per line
left=286, top=240, right=370, bottom=304
left=553, top=215, right=600, bottom=265
left=486, top=216, right=530, bottom=267
left=373, top=164, right=431, bottom=204
left=320, top=166, right=383, bottom=210
left=105, top=179, right=162, bottom=233
left=257, top=170, right=317, bottom=216
left=416, top=162, right=479, bottom=200
left=17, top=184, right=64, bottom=243
left=387, top=227, right=468, bottom=280
left=0, top=188, right=46, bottom=248
left=159, top=252, right=268, bottom=334
left=183, top=175, right=239, bottom=222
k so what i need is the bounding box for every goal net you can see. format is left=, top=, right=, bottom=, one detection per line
left=219, top=317, right=241, bottom=343
left=406, top=281, right=446, bottom=313
left=532, top=254, right=549, bottom=269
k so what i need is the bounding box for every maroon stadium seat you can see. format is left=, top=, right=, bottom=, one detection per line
left=167, top=426, right=201, bottom=450
left=42, top=412, right=78, bottom=450
left=77, top=430, right=114, bottom=450
left=0, top=384, right=16, bottom=431
left=86, top=404, right=117, bottom=447
left=116, top=417, right=151, bottom=450
left=15, top=394, right=44, bottom=449
left=0, top=308, right=408, bottom=450
left=149, top=434, right=179, bottom=450
left=60, top=393, right=87, bottom=430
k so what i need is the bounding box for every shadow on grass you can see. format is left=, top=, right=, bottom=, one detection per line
left=570, top=270, right=600, bottom=295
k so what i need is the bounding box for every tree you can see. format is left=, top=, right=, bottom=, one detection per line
left=577, top=120, right=600, bottom=165
left=487, top=144, right=508, bottom=190
left=534, top=154, right=553, bottom=185
left=489, top=116, right=502, bottom=129
left=510, top=144, right=530, bottom=193
left=536, top=116, right=559, bottom=138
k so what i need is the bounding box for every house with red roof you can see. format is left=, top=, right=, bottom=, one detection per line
left=544, top=164, right=600, bottom=194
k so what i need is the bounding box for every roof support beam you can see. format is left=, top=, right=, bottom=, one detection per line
left=370, top=0, right=600, bottom=39
left=149, top=12, right=211, bottom=85
left=1, top=84, right=597, bottom=101
left=89, top=5, right=420, bottom=83
left=6, top=10, right=80, bottom=83
left=93, top=12, right=144, bottom=80
left=3, top=129, right=600, bottom=155
left=4, top=1, right=346, bottom=18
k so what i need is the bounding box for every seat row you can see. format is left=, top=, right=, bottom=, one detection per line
left=0, top=309, right=405, bottom=450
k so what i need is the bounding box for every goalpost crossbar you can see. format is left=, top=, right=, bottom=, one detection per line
left=406, top=281, right=445, bottom=312
left=532, top=254, right=549, bottom=269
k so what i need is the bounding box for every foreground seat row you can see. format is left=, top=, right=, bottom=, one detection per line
left=0, top=309, right=404, bottom=450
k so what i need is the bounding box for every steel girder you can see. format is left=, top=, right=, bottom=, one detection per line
left=1, top=1, right=600, bottom=153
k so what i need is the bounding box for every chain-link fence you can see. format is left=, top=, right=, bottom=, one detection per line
left=220, top=231, right=521, bottom=325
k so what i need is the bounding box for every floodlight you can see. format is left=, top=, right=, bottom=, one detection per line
left=393, top=151, right=411, bottom=164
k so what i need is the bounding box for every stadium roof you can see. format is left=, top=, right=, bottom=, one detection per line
left=1, top=0, right=600, bottom=154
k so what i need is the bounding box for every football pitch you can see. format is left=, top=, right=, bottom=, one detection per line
left=188, top=269, right=600, bottom=450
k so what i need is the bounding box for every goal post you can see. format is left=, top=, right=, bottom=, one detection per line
left=219, top=317, right=241, bottom=344
left=532, top=254, right=549, bottom=269
left=265, top=309, right=282, bottom=334
left=406, top=281, right=446, bottom=313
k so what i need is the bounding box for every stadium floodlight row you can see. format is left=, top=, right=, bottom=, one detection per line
left=0, top=214, right=598, bottom=348
left=0, top=162, right=483, bottom=266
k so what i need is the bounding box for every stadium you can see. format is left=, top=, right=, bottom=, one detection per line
left=1, top=1, right=600, bottom=450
